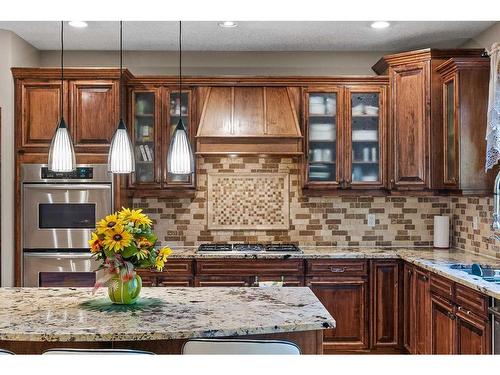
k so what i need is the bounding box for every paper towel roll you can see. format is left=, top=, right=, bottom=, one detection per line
left=434, top=216, right=450, bottom=248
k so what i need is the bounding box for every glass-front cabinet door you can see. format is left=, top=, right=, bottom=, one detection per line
left=304, top=88, right=342, bottom=188
left=164, top=89, right=195, bottom=187
left=130, top=89, right=161, bottom=187
left=443, top=76, right=458, bottom=186
left=345, top=86, right=386, bottom=189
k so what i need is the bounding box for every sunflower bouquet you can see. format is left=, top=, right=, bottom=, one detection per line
left=89, top=207, right=172, bottom=291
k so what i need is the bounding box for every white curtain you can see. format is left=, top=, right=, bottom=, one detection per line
left=485, top=42, right=500, bottom=171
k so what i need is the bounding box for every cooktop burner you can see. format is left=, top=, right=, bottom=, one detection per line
left=197, top=243, right=302, bottom=253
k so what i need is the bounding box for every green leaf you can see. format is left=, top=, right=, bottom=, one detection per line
left=121, top=243, right=138, bottom=258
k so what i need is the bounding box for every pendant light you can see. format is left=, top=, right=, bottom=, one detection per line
left=48, top=21, right=76, bottom=172
left=167, top=21, right=194, bottom=175
left=108, top=21, right=135, bottom=174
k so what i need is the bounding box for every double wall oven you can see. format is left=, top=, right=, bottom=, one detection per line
left=22, top=164, right=113, bottom=286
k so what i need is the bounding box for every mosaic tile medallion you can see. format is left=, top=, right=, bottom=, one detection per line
left=207, top=172, right=290, bottom=230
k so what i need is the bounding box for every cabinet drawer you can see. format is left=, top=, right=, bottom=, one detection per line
left=156, top=277, right=193, bottom=287
left=430, top=274, right=454, bottom=300
left=196, top=259, right=304, bottom=276
left=455, top=284, right=488, bottom=317
left=306, top=260, right=368, bottom=276
left=194, top=276, right=252, bottom=287
left=158, top=259, right=194, bottom=276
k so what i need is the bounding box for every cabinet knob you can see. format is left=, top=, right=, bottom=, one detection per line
left=330, top=267, right=346, bottom=273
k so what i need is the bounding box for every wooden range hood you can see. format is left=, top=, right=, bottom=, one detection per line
left=196, top=86, right=303, bottom=155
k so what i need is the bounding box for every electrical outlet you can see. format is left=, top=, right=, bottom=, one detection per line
left=367, top=214, right=376, bottom=227
left=473, top=216, right=479, bottom=230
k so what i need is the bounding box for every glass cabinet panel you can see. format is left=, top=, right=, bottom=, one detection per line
left=444, top=80, right=457, bottom=183
left=350, top=93, right=380, bottom=183
left=167, top=91, right=191, bottom=184
left=133, top=92, right=156, bottom=184
left=307, top=93, right=337, bottom=183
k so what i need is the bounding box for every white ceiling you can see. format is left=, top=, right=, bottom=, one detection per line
left=0, top=21, right=495, bottom=51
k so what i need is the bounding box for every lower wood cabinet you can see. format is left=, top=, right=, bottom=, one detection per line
left=431, top=293, right=456, bottom=354
left=370, top=260, right=402, bottom=350
left=137, top=259, right=194, bottom=287
left=306, top=277, right=369, bottom=351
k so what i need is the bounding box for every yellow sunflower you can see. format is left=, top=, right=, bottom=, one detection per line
left=96, top=213, right=123, bottom=235
left=119, top=208, right=152, bottom=228
left=155, top=247, right=173, bottom=271
left=88, top=232, right=104, bottom=253
left=103, top=224, right=133, bottom=252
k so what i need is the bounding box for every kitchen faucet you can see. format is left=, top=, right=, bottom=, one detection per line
left=492, top=171, right=500, bottom=241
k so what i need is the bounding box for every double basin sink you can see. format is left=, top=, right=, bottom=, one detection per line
left=449, top=263, right=500, bottom=284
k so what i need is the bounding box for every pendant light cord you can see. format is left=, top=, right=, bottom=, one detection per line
left=119, top=20, right=123, bottom=121
left=179, top=21, right=182, bottom=108
left=60, top=20, right=64, bottom=121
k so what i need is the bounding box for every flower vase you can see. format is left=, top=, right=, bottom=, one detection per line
left=108, top=275, right=142, bottom=305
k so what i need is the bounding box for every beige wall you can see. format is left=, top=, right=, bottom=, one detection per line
left=462, top=22, right=500, bottom=49
left=0, top=30, right=40, bottom=286
left=39, top=50, right=391, bottom=76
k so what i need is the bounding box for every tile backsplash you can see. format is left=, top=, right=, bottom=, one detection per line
left=134, top=156, right=461, bottom=249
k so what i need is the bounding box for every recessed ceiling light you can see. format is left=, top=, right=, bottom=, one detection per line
left=68, top=21, right=88, bottom=28
left=218, top=21, right=237, bottom=28
left=371, top=21, right=390, bottom=29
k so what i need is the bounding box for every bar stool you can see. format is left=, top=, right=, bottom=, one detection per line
left=0, top=349, right=15, bottom=355
left=182, top=339, right=301, bottom=355
left=42, top=348, right=154, bottom=355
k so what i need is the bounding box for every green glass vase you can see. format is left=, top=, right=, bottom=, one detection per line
left=108, top=275, right=142, bottom=305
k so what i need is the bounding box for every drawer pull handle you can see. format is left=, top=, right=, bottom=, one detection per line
left=330, top=267, right=346, bottom=273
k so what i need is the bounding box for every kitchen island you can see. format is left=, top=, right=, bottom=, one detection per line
left=0, top=287, right=335, bottom=354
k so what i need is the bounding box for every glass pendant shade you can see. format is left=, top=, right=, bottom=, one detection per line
left=108, top=119, right=135, bottom=174
left=48, top=118, right=76, bottom=172
left=167, top=118, right=194, bottom=175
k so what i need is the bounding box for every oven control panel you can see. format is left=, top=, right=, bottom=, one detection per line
left=41, top=167, right=94, bottom=180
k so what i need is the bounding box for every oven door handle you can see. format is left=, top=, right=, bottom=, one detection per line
left=24, top=184, right=111, bottom=190
left=24, top=252, right=93, bottom=259
left=489, top=307, right=500, bottom=319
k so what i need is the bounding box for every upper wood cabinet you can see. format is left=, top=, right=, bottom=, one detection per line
left=69, top=80, right=119, bottom=151
left=303, top=83, right=388, bottom=191
left=18, top=80, right=68, bottom=149
left=373, top=48, right=489, bottom=192
left=127, top=85, right=195, bottom=192
left=13, top=68, right=124, bottom=154
left=196, top=86, right=302, bottom=155
left=436, top=58, right=494, bottom=194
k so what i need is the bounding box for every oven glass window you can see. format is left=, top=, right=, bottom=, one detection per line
left=39, top=204, right=96, bottom=229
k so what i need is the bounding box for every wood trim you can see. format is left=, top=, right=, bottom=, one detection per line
left=436, top=57, right=490, bottom=76
left=12, top=67, right=133, bottom=80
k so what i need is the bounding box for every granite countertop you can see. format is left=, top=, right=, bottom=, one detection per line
left=0, top=287, right=335, bottom=342
left=167, top=246, right=500, bottom=299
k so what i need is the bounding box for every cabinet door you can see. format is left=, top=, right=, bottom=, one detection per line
left=371, top=260, right=401, bottom=348
left=307, top=278, right=368, bottom=350
left=130, top=89, right=161, bottom=187
left=442, top=75, right=459, bottom=188
left=414, top=268, right=431, bottom=354
left=265, top=87, right=301, bottom=136
left=345, top=86, right=387, bottom=189
left=403, top=263, right=415, bottom=353
left=233, top=87, right=265, bottom=135
left=70, top=80, right=119, bottom=150
left=304, top=87, right=343, bottom=188
left=431, top=294, right=456, bottom=354
left=19, top=80, right=68, bottom=149
left=164, top=89, right=195, bottom=187
left=390, top=63, right=428, bottom=189
left=456, top=310, right=491, bottom=354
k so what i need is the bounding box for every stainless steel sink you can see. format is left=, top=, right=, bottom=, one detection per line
left=449, top=263, right=500, bottom=284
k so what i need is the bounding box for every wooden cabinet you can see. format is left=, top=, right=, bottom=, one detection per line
left=17, top=80, right=69, bottom=149
left=430, top=274, right=491, bottom=354
left=303, top=84, right=388, bottom=190
left=373, top=48, right=489, bottom=192
left=414, top=268, right=431, bottom=354
left=136, top=259, right=194, bottom=287
left=403, top=263, right=414, bottom=352
left=128, top=86, right=195, bottom=192
left=306, top=260, right=369, bottom=352
left=370, top=260, right=401, bottom=349
left=14, top=68, right=123, bottom=154
left=69, top=80, right=119, bottom=151
left=436, top=58, right=494, bottom=193
left=389, top=63, right=428, bottom=189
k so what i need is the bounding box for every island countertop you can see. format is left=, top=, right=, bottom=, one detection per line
left=0, top=287, right=335, bottom=342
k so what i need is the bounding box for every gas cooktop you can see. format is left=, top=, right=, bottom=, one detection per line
left=197, top=243, right=302, bottom=253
